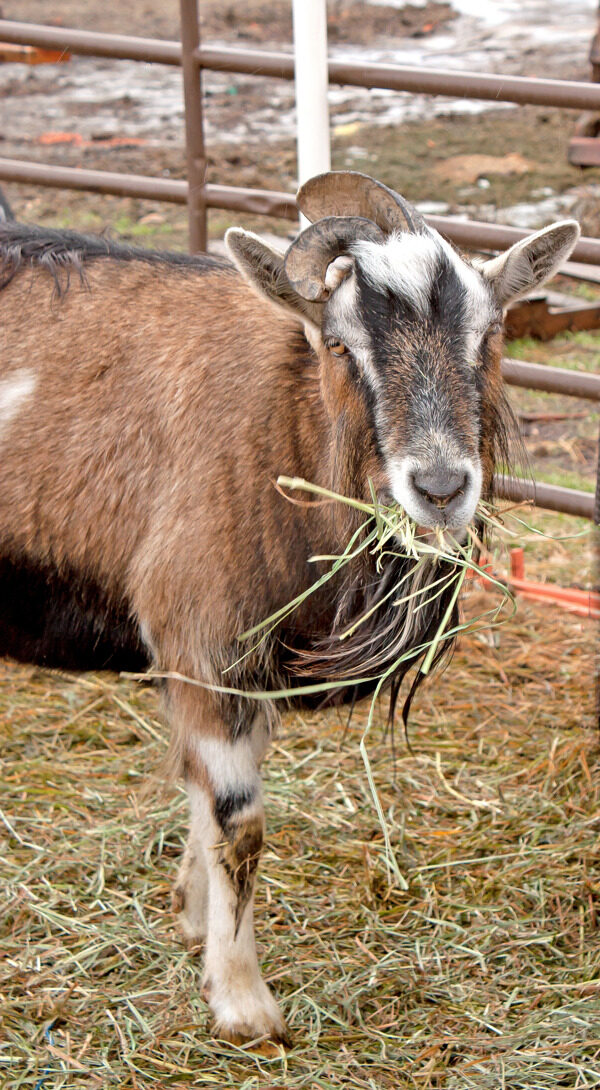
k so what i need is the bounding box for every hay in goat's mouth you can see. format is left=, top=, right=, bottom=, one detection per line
left=127, top=477, right=590, bottom=884
left=236, top=476, right=514, bottom=681
left=131, top=476, right=579, bottom=886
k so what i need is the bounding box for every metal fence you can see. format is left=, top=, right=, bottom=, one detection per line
left=0, top=0, right=599, bottom=522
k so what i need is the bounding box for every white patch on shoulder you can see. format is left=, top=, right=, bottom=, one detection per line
left=0, top=369, right=36, bottom=435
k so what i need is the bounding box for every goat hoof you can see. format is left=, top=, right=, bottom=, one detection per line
left=207, top=978, right=290, bottom=1049
left=214, top=1021, right=292, bottom=1052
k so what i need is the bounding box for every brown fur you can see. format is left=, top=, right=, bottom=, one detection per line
left=1, top=261, right=339, bottom=689
left=0, top=252, right=509, bottom=739
left=216, top=816, right=264, bottom=936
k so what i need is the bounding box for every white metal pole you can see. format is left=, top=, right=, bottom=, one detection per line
left=291, top=0, right=331, bottom=227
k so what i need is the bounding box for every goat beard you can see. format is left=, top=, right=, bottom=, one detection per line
left=284, top=542, right=460, bottom=729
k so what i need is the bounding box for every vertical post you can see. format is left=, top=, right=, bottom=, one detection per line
left=292, top=0, right=331, bottom=228
left=590, top=0, right=600, bottom=83
left=180, top=0, right=207, bottom=252
left=595, top=420, right=600, bottom=727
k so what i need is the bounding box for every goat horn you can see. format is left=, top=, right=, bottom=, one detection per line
left=284, top=216, right=384, bottom=301
left=296, top=171, right=426, bottom=235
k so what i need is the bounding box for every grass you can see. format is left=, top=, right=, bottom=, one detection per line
left=506, top=330, right=600, bottom=376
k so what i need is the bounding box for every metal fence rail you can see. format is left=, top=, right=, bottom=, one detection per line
left=501, top=358, right=600, bottom=401
left=0, top=3, right=598, bottom=521
left=497, top=477, right=595, bottom=520
left=4, top=156, right=600, bottom=267
left=7, top=19, right=600, bottom=110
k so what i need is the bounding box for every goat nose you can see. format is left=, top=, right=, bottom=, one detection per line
left=411, top=469, right=468, bottom=509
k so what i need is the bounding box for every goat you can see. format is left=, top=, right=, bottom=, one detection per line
left=0, top=172, right=579, bottom=1044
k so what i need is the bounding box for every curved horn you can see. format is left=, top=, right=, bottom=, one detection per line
left=284, top=216, right=384, bottom=301
left=297, top=171, right=426, bottom=235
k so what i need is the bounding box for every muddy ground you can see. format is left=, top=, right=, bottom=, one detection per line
left=1, top=1, right=455, bottom=46
left=1, top=0, right=599, bottom=509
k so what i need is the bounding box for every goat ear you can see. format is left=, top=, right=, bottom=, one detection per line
left=478, top=220, right=580, bottom=306
left=225, top=228, right=322, bottom=328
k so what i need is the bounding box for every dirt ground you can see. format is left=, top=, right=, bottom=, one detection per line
left=2, top=0, right=456, bottom=45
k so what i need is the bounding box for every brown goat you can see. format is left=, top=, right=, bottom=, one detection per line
left=0, top=172, right=579, bottom=1044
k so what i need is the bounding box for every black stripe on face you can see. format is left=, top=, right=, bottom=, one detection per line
left=214, top=786, right=256, bottom=831
left=429, top=254, right=472, bottom=359
left=355, top=248, right=472, bottom=363
left=353, top=251, right=486, bottom=456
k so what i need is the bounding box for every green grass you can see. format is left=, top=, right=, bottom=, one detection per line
left=506, top=330, right=600, bottom=375
left=504, top=464, right=594, bottom=494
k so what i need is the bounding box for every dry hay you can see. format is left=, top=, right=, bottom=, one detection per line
left=0, top=593, right=598, bottom=1088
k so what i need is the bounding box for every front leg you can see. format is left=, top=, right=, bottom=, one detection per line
left=171, top=685, right=289, bottom=1045
left=172, top=838, right=208, bottom=947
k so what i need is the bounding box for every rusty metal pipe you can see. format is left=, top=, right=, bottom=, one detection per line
left=501, top=358, right=600, bottom=401
left=195, top=45, right=600, bottom=111
left=4, top=158, right=600, bottom=266
left=0, top=158, right=299, bottom=216
left=179, top=0, right=207, bottom=252
left=5, top=21, right=600, bottom=112
left=428, top=217, right=600, bottom=266
left=205, top=182, right=296, bottom=218
left=0, top=159, right=189, bottom=202
left=0, top=20, right=181, bottom=64
left=495, top=476, right=595, bottom=519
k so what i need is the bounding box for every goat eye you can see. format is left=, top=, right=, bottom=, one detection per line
left=479, top=323, right=503, bottom=360
left=328, top=340, right=348, bottom=357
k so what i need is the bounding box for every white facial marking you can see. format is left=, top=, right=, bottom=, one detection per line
left=435, top=234, right=493, bottom=359
left=329, top=267, right=357, bottom=322
left=388, top=454, right=483, bottom=531
left=352, top=232, right=440, bottom=315
left=0, top=370, right=36, bottom=435
left=325, top=272, right=378, bottom=382
left=352, top=229, right=494, bottom=360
